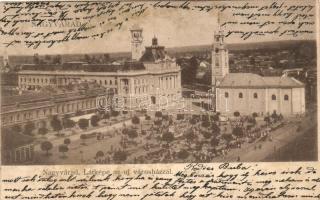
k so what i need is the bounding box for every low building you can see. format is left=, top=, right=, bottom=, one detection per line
left=216, top=73, right=305, bottom=116
left=0, top=82, right=110, bottom=128
left=1, top=130, right=35, bottom=164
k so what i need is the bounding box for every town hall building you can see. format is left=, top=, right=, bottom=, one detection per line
left=211, top=22, right=305, bottom=116
left=17, top=25, right=182, bottom=110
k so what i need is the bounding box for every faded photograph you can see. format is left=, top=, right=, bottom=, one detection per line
left=0, top=1, right=317, bottom=165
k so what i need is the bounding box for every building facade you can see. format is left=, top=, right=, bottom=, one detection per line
left=17, top=25, right=182, bottom=110
left=1, top=85, right=108, bottom=128
left=211, top=19, right=305, bottom=116
left=215, top=73, right=305, bottom=115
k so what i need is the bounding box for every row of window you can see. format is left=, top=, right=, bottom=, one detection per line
left=20, top=77, right=52, bottom=84
left=2, top=99, right=97, bottom=125
left=225, top=92, right=289, bottom=101
left=96, top=79, right=117, bottom=85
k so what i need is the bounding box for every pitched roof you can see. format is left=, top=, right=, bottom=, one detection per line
left=218, top=73, right=304, bottom=88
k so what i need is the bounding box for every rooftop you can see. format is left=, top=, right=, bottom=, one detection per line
left=140, top=37, right=174, bottom=63
left=19, top=61, right=145, bottom=72
left=218, top=73, right=304, bottom=88
left=1, top=82, right=111, bottom=114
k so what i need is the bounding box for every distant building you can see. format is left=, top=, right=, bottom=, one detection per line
left=17, top=25, right=182, bottom=110
left=212, top=18, right=305, bottom=116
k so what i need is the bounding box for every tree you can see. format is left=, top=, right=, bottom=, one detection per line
left=202, top=131, right=212, bottom=140
left=189, top=118, right=197, bottom=126
left=264, top=116, right=271, bottom=126
left=232, top=127, right=244, bottom=138
left=111, top=110, right=119, bottom=118
left=252, top=112, right=258, bottom=118
left=145, top=115, right=151, bottom=120
left=78, top=118, right=89, bottom=130
left=201, top=120, right=210, bottom=128
left=177, top=114, right=184, bottom=120
left=210, top=137, right=220, bottom=146
left=96, top=151, right=104, bottom=163
left=271, top=111, right=278, bottom=122
left=63, top=118, right=76, bottom=129
left=212, top=114, right=220, bottom=123
left=127, top=129, right=138, bottom=139
left=154, top=120, right=162, bottom=127
left=222, top=134, right=233, bottom=144
left=90, top=115, right=100, bottom=127
left=58, top=144, right=69, bottom=158
left=177, top=149, right=189, bottom=160
left=33, top=53, right=40, bottom=64
left=212, top=123, right=221, bottom=136
left=84, top=54, right=91, bottom=63
left=162, top=115, right=169, bottom=121
left=122, top=128, right=129, bottom=135
left=113, top=151, right=127, bottom=163
left=131, top=116, right=140, bottom=125
left=23, top=121, right=35, bottom=135
left=52, top=54, right=62, bottom=64
left=38, top=127, right=48, bottom=136
left=44, top=54, right=52, bottom=64
left=64, top=138, right=71, bottom=145
left=96, top=151, right=104, bottom=158
left=155, top=111, right=162, bottom=119
left=41, top=141, right=53, bottom=156
left=162, top=132, right=174, bottom=145
left=185, top=129, right=196, bottom=145
left=234, top=111, right=240, bottom=117
left=51, top=116, right=62, bottom=135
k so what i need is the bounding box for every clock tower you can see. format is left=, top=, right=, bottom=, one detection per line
left=130, top=24, right=143, bottom=61
left=211, top=14, right=229, bottom=87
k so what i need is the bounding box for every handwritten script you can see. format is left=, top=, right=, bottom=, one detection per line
left=0, top=1, right=315, bottom=49
left=2, top=163, right=320, bottom=199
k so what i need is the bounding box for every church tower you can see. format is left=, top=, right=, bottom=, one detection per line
left=130, top=24, right=143, bottom=61
left=3, top=48, right=9, bottom=67
left=211, top=14, right=229, bottom=87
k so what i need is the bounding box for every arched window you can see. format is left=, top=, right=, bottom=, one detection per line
left=239, top=92, right=243, bottom=98
left=284, top=95, right=289, bottom=101
left=272, top=94, right=276, bottom=100
left=253, top=93, right=258, bottom=99
left=225, top=92, right=229, bottom=98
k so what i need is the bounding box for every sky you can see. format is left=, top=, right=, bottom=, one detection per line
left=1, top=0, right=317, bottom=55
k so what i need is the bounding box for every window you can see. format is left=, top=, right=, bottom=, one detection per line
left=284, top=95, right=289, bottom=101
left=225, top=92, right=229, bottom=98
left=110, top=80, right=112, bottom=85
left=272, top=94, right=276, bottom=100
left=253, top=93, right=258, bottom=99
left=239, top=92, right=243, bottom=98
left=105, top=80, right=107, bottom=85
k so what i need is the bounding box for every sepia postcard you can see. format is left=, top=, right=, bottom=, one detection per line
left=0, top=0, right=319, bottom=199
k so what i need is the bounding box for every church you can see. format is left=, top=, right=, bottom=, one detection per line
left=211, top=22, right=305, bottom=116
